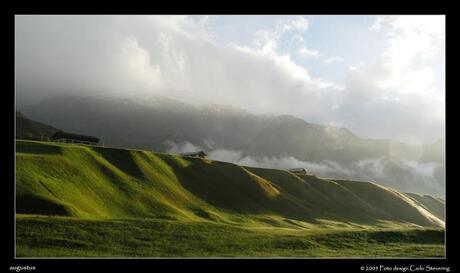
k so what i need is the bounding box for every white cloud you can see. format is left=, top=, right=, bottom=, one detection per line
left=334, top=15, right=445, bottom=144
left=165, top=141, right=203, bottom=154
left=290, top=17, right=309, bottom=32
left=121, top=36, right=163, bottom=90
left=298, top=46, right=320, bottom=59
left=373, top=15, right=444, bottom=93
left=368, top=16, right=385, bottom=32
left=15, top=15, right=445, bottom=144
left=324, top=56, right=343, bottom=64
left=207, top=148, right=443, bottom=196
left=251, top=16, right=309, bottom=53
left=16, top=15, right=340, bottom=123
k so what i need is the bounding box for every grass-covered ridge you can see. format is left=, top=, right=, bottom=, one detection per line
left=16, top=140, right=445, bottom=257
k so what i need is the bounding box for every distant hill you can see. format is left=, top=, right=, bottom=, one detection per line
left=16, top=111, right=61, bottom=140
left=16, top=140, right=444, bottom=228
left=19, top=94, right=445, bottom=197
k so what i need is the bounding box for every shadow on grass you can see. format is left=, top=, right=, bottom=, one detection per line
left=91, top=147, right=144, bottom=179
left=161, top=156, right=323, bottom=224
left=160, top=156, right=422, bottom=227
left=16, top=194, right=70, bottom=216
left=16, top=141, right=62, bottom=155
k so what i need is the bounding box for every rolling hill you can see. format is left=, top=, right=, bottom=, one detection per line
left=16, top=140, right=444, bottom=226
left=16, top=140, right=445, bottom=257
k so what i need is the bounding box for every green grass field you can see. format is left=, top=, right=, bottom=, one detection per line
left=15, top=140, right=445, bottom=257
left=16, top=215, right=444, bottom=257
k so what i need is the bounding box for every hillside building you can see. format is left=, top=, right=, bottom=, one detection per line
left=288, top=168, right=309, bottom=175
left=51, top=132, right=99, bottom=145
left=181, top=151, right=207, bottom=159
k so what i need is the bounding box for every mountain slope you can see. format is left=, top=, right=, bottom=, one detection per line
left=16, top=111, right=61, bottom=140
left=16, top=140, right=444, bottom=228
left=19, top=95, right=445, bottom=197
left=20, top=95, right=434, bottom=161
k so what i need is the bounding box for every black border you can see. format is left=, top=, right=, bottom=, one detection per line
left=4, top=7, right=455, bottom=273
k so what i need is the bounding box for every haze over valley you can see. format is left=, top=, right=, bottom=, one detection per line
left=18, top=94, right=445, bottom=197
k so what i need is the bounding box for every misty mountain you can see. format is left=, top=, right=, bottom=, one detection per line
left=19, top=94, right=445, bottom=197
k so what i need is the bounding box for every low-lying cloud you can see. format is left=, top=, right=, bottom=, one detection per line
left=165, top=141, right=444, bottom=197
left=164, top=140, right=202, bottom=154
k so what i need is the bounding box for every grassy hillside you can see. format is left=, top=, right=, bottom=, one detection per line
left=404, top=192, right=445, bottom=221
left=16, top=140, right=445, bottom=257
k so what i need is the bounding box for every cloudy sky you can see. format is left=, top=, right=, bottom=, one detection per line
left=15, top=15, right=445, bottom=145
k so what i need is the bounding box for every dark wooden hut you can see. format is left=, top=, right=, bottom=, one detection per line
left=180, top=151, right=207, bottom=159
left=51, top=132, right=99, bottom=145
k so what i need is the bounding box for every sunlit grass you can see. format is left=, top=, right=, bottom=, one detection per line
left=15, top=140, right=445, bottom=257
left=16, top=215, right=444, bottom=258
